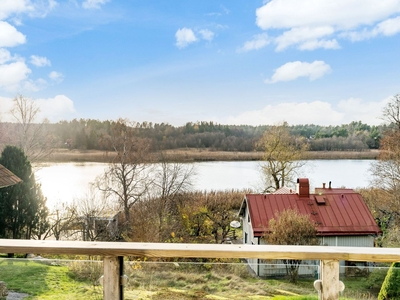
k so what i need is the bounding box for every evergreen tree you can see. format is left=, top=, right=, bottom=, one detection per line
left=378, top=262, right=400, bottom=300
left=0, top=146, right=49, bottom=242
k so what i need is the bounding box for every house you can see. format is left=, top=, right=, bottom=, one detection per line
left=238, top=178, right=382, bottom=277
left=0, top=164, right=22, bottom=189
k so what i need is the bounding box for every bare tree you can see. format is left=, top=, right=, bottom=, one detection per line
left=9, top=95, right=54, bottom=162
left=369, top=93, right=400, bottom=242
left=204, top=190, right=243, bottom=244
left=382, top=93, right=400, bottom=130
left=97, top=119, right=153, bottom=231
left=257, top=122, right=308, bottom=193
left=359, top=187, right=400, bottom=247
left=149, top=156, right=196, bottom=241
left=74, top=185, right=117, bottom=241
left=44, top=202, right=79, bottom=240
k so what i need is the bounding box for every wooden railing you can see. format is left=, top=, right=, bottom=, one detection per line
left=1, top=239, right=400, bottom=300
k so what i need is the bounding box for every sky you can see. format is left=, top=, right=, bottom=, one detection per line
left=0, top=0, right=400, bottom=127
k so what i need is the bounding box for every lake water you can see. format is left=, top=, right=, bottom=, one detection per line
left=35, top=160, right=374, bottom=209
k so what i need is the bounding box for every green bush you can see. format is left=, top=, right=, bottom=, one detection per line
left=378, top=262, right=400, bottom=300
left=365, top=267, right=388, bottom=290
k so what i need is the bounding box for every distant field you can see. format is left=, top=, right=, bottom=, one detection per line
left=42, top=148, right=379, bottom=163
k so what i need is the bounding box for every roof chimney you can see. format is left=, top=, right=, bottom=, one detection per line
left=322, top=183, right=326, bottom=189
left=296, top=178, right=310, bottom=198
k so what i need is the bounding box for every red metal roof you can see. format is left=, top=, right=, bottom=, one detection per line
left=0, top=164, right=22, bottom=188
left=242, top=183, right=381, bottom=237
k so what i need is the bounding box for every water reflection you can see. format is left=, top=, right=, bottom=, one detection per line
left=35, top=160, right=373, bottom=208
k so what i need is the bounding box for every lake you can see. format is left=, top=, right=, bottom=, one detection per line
left=35, top=160, right=374, bottom=209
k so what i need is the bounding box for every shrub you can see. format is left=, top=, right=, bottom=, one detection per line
left=378, top=262, right=400, bottom=300
left=68, top=260, right=103, bottom=286
left=364, top=267, right=388, bottom=290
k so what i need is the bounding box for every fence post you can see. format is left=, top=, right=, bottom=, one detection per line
left=103, top=256, right=122, bottom=300
left=320, top=259, right=340, bottom=300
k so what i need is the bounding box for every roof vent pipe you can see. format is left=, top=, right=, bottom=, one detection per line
left=322, top=183, right=326, bottom=189
left=329, top=181, right=332, bottom=189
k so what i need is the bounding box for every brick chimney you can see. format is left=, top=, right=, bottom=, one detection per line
left=296, top=178, right=310, bottom=198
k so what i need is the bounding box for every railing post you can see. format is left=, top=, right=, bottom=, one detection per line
left=103, top=256, right=123, bottom=300
left=320, top=259, right=340, bottom=300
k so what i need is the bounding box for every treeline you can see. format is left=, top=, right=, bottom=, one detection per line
left=0, top=119, right=386, bottom=152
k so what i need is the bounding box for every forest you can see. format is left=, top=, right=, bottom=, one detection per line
left=0, top=118, right=385, bottom=154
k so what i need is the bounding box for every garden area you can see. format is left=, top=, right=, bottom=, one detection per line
left=0, top=257, right=395, bottom=300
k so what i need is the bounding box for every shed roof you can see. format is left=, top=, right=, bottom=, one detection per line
left=240, top=179, right=381, bottom=237
left=0, top=164, right=22, bottom=188
left=273, top=186, right=296, bottom=194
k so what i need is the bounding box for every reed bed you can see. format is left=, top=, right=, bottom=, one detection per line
left=42, top=148, right=379, bottom=163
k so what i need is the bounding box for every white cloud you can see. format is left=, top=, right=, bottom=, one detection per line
left=0, top=0, right=56, bottom=20
left=256, top=0, right=400, bottom=30
left=36, top=95, right=76, bottom=121
left=238, top=33, right=270, bottom=52
left=24, top=78, right=48, bottom=91
left=0, top=2, right=57, bottom=92
left=175, top=28, right=197, bottom=49
left=0, top=0, right=32, bottom=20
left=82, top=0, right=110, bottom=9
left=0, top=48, right=12, bottom=64
left=226, top=97, right=387, bottom=126
left=49, top=71, right=64, bottom=83
left=199, top=29, right=214, bottom=41
left=31, top=0, right=57, bottom=18
left=0, top=60, right=31, bottom=90
left=0, top=95, right=77, bottom=122
left=297, top=39, right=340, bottom=51
left=0, top=96, right=14, bottom=121
left=274, top=26, right=338, bottom=51
left=337, top=97, right=389, bottom=122
left=0, top=21, right=26, bottom=48
left=266, top=61, right=331, bottom=84
left=376, top=16, right=400, bottom=35
left=30, top=55, right=51, bottom=67
left=254, top=0, right=400, bottom=51
left=343, top=16, right=400, bottom=41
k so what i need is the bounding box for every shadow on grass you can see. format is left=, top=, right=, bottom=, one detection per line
left=0, top=258, right=102, bottom=299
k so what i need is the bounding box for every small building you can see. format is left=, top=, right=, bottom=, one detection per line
left=0, top=164, right=22, bottom=188
left=238, top=178, right=382, bottom=277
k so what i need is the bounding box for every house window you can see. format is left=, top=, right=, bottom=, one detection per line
left=245, top=232, right=248, bottom=244
left=247, top=213, right=250, bottom=223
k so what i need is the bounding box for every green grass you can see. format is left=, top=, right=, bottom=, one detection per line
left=0, top=259, right=102, bottom=299
left=0, top=259, right=384, bottom=299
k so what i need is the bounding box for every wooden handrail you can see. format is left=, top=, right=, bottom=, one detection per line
left=1, top=239, right=399, bottom=300
left=0, top=239, right=399, bottom=262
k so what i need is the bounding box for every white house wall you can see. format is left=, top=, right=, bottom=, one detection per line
left=242, top=204, right=259, bottom=275
left=321, top=235, right=374, bottom=247
left=256, top=235, right=375, bottom=277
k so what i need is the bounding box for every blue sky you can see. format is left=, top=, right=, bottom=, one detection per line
left=0, top=0, right=400, bottom=126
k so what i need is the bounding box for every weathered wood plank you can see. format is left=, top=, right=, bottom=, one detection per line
left=0, top=239, right=400, bottom=262
left=321, top=260, right=339, bottom=300
left=103, top=256, right=120, bottom=300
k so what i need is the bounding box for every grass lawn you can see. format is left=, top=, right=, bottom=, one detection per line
left=0, top=259, right=102, bottom=299
left=0, top=258, right=383, bottom=299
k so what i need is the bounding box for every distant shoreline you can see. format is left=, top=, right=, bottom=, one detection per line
left=41, top=148, right=379, bottom=163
